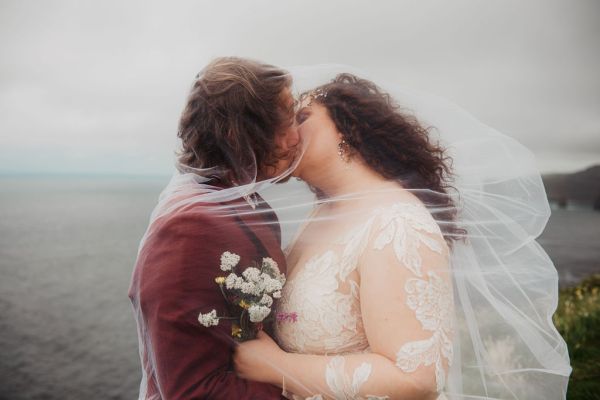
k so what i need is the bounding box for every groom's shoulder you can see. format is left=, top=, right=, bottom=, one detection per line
left=137, top=200, right=246, bottom=271
left=152, top=199, right=243, bottom=238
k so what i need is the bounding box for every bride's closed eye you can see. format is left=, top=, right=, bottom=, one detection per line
left=295, top=109, right=310, bottom=125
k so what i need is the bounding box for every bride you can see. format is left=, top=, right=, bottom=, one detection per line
left=233, top=72, right=571, bottom=399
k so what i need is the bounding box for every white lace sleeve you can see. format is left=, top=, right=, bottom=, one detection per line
left=358, top=202, right=453, bottom=395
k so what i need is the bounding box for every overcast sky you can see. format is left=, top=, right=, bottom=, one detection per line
left=0, top=0, right=598, bottom=175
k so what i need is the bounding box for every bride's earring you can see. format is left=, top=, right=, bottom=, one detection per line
left=337, top=139, right=351, bottom=163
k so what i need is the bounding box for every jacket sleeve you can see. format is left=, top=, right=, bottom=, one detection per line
left=136, top=208, right=285, bottom=399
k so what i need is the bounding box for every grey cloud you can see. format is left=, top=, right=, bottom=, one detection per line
left=0, top=0, right=598, bottom=175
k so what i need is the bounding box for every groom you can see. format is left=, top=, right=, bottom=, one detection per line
left=128, top=57, right=299, bottom=399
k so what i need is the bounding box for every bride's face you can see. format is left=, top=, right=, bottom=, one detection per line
left=292, top=99, right=341, bottom=180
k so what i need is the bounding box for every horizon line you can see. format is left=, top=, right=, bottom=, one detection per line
left=0, top=163, right=598, bottom=179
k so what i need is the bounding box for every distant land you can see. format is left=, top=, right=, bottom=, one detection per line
left=542, top=165, right=600, bottom=211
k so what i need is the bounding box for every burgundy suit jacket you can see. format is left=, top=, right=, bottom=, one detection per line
left=128, top=195, right=287, bottom=399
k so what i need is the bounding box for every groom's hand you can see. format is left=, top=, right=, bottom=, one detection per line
left=233, top=330, right=286, bottom=386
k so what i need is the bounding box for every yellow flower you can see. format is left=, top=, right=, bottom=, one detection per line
left=215, top=277, right=226, bottom=285
left=239, top=300, right=250, bottom=309
left=231, top=324, right=242, bottom=338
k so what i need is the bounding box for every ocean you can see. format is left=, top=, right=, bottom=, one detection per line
left=0, top=176, right=598, bottom=399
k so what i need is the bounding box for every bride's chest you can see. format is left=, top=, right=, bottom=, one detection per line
left=279, top=218, right=371, bottom=314
left=285, top=249, right=360, bottom=298
left=274, top=245, right=369, bottom=354
left=284, top=215, right=370, bottom=282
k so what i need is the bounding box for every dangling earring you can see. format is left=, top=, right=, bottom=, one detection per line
left=337, top=139, right=351, bottom=163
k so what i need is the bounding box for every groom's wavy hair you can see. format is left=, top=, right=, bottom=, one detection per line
left=302, top=74, right=467, bottom=246
left=177, top=57, right=295, bottom=185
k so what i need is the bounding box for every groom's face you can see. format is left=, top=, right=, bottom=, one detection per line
left=268, top=88, right=300, bottom=179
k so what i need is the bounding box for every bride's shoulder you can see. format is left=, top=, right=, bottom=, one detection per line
left=369, top=190, right=438, bottom=227
left=339, top=187, right=443, bottom=239
left=364, top=190, right=449, bottom=254
left=355, top=191, right=450, bottom=278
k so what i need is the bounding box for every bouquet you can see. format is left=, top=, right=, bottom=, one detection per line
left=197, top=251, right=286, bottom=341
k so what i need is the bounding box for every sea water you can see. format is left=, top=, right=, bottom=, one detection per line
left=0, top=176, right=598, bottom=399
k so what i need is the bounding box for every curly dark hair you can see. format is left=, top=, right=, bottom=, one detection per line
left=302, top=73, right=466, bottom=246
left=177, top=57, right=294, bottom=185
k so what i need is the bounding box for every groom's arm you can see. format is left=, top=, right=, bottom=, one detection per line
left=140, top=208, right=285, bottom=399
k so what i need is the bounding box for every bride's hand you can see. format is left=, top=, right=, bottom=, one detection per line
left=233, top=330, right=286, bottom=385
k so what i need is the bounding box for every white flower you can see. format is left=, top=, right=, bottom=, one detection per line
left=241, top=281, right=256, bottom=295
left=242, top=267, right=261, bottom=283
left=259, top=294, right=273, bottom=307
left=264, top=277, right=283, bottom=293
left=252, top=285, right=264, bottom=297
left=272, top=290, right=282, bottom=299
left=220, top=251, right=241, bottom=271
left=262, top=258, right=287, bottom=282
left=248, top=305, right=271, bottom=323
left=276, top=273, right=286, bottom=285
left=225, top=273, right=238, bottom=290
left=198, top=309, right=219, bottom=327
left=262, top=257, right=279, bottom=272
left=233, top=277, right=244, bottom=290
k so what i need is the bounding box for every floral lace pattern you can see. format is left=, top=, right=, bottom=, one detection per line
left=396, top=271, right=454, bottom=392
left=275, top=201, right=453, bottom=399
left=274, top=250, right=368, bottom=354
left=325, top=356, right=372, bottom=399
left=284, top=356, right=390, bottom=400
left=372, top=203, right=444, bottom=277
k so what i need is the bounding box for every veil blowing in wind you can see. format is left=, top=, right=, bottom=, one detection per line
left=130, top=62, right=570, bottom=400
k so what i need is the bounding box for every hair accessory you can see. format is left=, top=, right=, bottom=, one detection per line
left=313, top=87, right=328, bottom=99
left=307, top=87, right=328, bottom=106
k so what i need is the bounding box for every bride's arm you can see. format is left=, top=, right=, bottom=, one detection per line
left=276, top=351, right=436, bottom=400
left=235, top=225, right=452, bottom=400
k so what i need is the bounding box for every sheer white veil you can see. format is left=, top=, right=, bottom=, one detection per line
left=132, top=63, right=571, bottom=400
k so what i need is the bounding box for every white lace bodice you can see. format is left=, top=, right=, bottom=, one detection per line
left=274, top=249, right=369, bottom=354
left=273, top=200, right=453, bottom=400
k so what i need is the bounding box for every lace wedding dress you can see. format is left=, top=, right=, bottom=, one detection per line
left=273, top=197, right=453, bottom=400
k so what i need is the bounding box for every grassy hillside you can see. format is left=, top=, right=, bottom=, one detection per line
left=553, top=274, right=600, bottom=399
